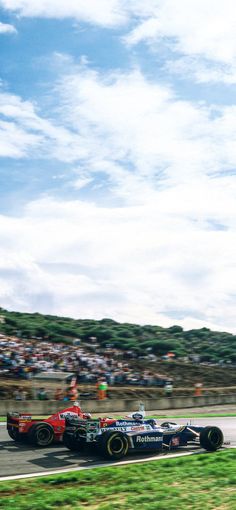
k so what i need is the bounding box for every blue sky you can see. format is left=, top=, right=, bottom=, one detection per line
left=0, top=0, right=236, bottom=333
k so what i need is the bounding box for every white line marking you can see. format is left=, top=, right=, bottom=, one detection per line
left=1, top=448, right=235, bottom=482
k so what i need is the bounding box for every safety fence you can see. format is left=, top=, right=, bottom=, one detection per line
left=1, top=392, right=236, bottom=416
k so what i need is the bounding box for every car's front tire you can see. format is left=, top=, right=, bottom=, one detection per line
left=199, top=426, right=224, bottom=451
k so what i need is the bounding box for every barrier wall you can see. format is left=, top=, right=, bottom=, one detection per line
left=1, top=393, right=236, bottom=416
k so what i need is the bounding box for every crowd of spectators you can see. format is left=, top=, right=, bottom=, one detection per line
left=0, top=334, right=171, bottom=391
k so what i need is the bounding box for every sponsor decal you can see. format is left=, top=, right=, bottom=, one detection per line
left=101, top=427, right=127, bottom=432
left=59, top=412, right=78, bottom=419
left=101, top=424, right=151, bottom=433
left=115, top=421, right=144, bottom=427
left=136, top=435, right=162, bottom=443
left=132, top=413, right=143, bottom=420
left=19, top=424, right=28, bottom=431
left=19, top=422, right=28, bottom=428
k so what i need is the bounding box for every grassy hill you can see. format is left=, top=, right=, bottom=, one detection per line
left=0, top=307, right=236, bottom=364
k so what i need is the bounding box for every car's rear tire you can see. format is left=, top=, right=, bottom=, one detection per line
left=28, top=422, right=54, bottom=447
left=99, top=431, right=129, bottom=460
left=8, top=428, right=21, bottom=441
left=63, top=431, right=85, bottom=452
left=200, top=426, right=223, bottom=451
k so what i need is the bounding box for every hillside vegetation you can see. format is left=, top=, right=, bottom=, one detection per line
left=0, top=307, right=235, bottom=364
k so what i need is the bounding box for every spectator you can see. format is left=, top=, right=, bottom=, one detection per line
left=37, top=387, right=49, bottom=400
left=54, top=388, right=63, bottom=400
left=1, top=333, right=177, bottom=395
left=194, top=382, right=203, bottom=397
left=21, top=389, right=28, bottom=400
left=164, top=381, right=173, bottom=397
left=13, top=387, right=26, bottom=400
left=67, top=385, right=78, bottom=401
left=97, top=377, right=108, bottom=400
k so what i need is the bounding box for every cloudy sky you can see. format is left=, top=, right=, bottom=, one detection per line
left=0, top=1, right=236, bottom=333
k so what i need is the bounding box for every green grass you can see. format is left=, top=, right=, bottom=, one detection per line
left=0, top=450, right=236, bottom=509
left=153, top=412, right=236, bottom=419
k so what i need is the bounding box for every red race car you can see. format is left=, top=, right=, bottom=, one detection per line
left=7, top=403, right=91, bottom=447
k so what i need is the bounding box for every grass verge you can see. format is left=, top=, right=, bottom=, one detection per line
left=0, top=450, right=236, bottom=509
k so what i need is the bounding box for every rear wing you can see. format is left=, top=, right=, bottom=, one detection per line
left=7, top=412, right=19, bottom=419
left=7, top=412, right=32, bottom=422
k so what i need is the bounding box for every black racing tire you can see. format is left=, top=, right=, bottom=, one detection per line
left=63, top=431, right=85, bottom=452
left=8, top=427, right=21, bottom=442
left=28, top=422, right=54, bottom=447
left=200, top=426, right=224, bottom=451
left=161, top=422, right=178, bottom=428
left=99, top=431, right=129, bottom=460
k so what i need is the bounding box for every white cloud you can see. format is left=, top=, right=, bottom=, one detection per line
left=0, top=117, right=43, bottom=158
left=0, top=194, right=236, bottom=332
left=0, top=21, right=16, bottom=33
left=0, top=0, right=127, bottom=26
left=1, top=60, right=236, bottom=331
left=0, top=92, right=53, bottom=157
left=124, top=1, right=236, bottom=83
left=166, top=57, right=236, bottom=85
left=2, top=0, right=236, bottom=82
left=2, top=0, right=236, bottom=69
left=72, top=174, right=93, bottom=190
left=54, top=66, right=236, bottom=199
left=124, top=1, right=236, bottom=63
left=0, top=90, right=88, bottom=160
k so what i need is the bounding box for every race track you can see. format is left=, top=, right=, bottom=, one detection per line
left=0, top=417, right=235, bottom=480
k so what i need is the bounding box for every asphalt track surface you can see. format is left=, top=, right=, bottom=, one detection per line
left=0, top=417, right=235, bottom=480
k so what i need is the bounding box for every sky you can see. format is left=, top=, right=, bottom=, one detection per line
left=0, top=1, right=236, bottom=333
